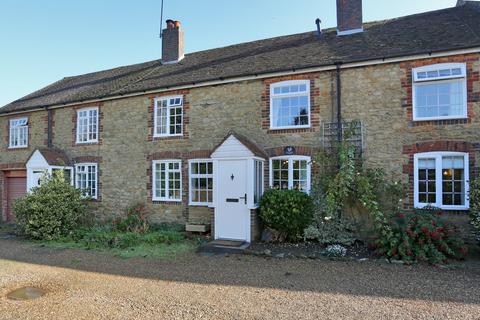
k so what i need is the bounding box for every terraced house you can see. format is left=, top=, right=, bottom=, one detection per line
left=1, top=0, right=479, bottom=242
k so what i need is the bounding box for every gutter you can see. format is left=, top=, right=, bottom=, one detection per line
left=1, top=46, right=480, bottom=117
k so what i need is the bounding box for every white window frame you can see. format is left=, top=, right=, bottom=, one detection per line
left=253, top=159, right=264, bottom=206
left=74, top=163, right=98, bottom=199
left=76, top=107, right=99, bottom=144
left=9, top=117, right=28, bottom=148
left=153, top=95, right=183, bottom=138
left=270, top=80, right=311, bottom=130
left=188, top=159, right=213, bottom=206
left=414, top=152, right=469, bottom=210
left=269, top=156, right=311, bottom=193
left=152, top=159, right=182, bottom=202
left=412, top=63, right=467, bottom=121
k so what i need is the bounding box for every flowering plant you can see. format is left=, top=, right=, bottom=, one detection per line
left=379, top=207, right=467, bottom=264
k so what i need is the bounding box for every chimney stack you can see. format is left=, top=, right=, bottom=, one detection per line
left=162, top=19, right=184, bottom=64
left=336, top=0, right=363, bottom=36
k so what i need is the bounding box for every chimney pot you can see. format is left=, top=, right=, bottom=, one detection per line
left=162, top=19, right=185, bottom=64
left=336, top=0, right=363, bottom=36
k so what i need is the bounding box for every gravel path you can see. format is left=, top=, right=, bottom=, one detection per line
left=0, top=238, right=479, bottom=320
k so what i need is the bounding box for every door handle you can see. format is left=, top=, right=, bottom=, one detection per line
left=239, top=193, right=247, bottom=205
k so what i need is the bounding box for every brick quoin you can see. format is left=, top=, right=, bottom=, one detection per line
left=261, top=73, right=321, bottom=134
left=147, top=89, right=190, bottom=142
left=400, top=54, right=480, bottom=126
left=402, top=141, right=476, bottom=210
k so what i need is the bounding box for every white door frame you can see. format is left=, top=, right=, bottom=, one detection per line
left=211, top=156, right=265, bottom=243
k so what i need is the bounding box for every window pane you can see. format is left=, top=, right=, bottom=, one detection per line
left=415, top=81, right=465, bottom=119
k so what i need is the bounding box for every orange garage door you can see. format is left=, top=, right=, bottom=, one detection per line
left=6, top=175, right=27, bottom=221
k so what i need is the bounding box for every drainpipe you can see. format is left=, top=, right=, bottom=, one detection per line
left=335, top=62, right=343, bottom=141
left=46, top=107, right=53, bottom=148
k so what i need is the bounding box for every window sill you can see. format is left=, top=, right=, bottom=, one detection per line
left=76, top=141, right=99, bottom=145
left=153, top=134, right=184, bottom=139
left=415, top=204, right=469, bottom=211
left=188, top=202, right=212, bottom=207
left=8, top=146, right=28, bottom=150
left=413, top=116, right=468, bottom=122
left=269, top=125, right=311, bottom=130
left=153, top=198, right=182, bottom=203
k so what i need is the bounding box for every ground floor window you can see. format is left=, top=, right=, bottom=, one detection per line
left=75, top=163, right=98, bottom=199
left=189, top=160, right=213, bottom=205
left=270, top=156, right=311, bottom=192
left=153, top=160, right=182, bottom=202
left=414, top=152, right=469, bottom=210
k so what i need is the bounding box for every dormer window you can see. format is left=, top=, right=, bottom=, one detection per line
left=412, top=63, right=467, bottom=121
left=270, top=80, right=310, bottom=129
left=9, top=117, right=28, bottom=148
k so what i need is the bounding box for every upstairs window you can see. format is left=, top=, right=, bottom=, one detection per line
left=9, top=117, right=28, bottom=148
left=270, top=80, right=310, bottom=129
left=270, top=156, right=311, bottom=192
left=76, top=107, right=99, bottom=143
left=75, top=163, right=98, bottom=199
left=412, top=63, right=467, bottom=121
left=154, top=96, right=183, bottom=137
left=414, top=152, right=469, bottom=210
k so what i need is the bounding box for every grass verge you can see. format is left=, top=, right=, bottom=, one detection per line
left=30, top=224, right=203, bottom=259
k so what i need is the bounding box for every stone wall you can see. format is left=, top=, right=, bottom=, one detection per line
left=1, top=53, right=479, bottom=236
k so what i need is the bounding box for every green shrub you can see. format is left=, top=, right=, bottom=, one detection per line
left=113, top=202, right=150, bottom=233
left=304, top=214, right=356, bottom=245
left=469, top=178, right=480, bottom=239
left=378, top=207, right=467, bottom=264
left=13, top=171, right=88, bottom=240
left=259, top=189, right=314, bottom=242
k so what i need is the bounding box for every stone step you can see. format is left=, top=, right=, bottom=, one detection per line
left=198, top=240, right=250, bottom=254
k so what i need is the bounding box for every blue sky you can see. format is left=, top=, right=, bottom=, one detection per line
left=0, top=0, right=458, bottom=107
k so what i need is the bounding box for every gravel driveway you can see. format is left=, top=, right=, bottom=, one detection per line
left=0, top=238, right=479, bottom=320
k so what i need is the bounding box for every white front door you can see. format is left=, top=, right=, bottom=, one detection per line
left=28, top=169, right=47, bottom=191
left=215, top=159, right=250, bottom=241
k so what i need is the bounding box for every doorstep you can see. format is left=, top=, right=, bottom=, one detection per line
left=198, top=239, right=250, bottom=254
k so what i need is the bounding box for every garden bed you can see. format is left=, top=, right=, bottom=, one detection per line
left=247, top=241, right=378, bottom=260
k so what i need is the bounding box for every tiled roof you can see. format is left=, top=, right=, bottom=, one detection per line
left=1, top=2, right=480, bottom=114
left=37, top=148, right=71, bottom=166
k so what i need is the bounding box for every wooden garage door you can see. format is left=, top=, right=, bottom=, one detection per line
left=6, top=177, right=26, bottom=221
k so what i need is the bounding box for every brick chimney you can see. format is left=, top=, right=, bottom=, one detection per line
left=162, top=19, right=184, bottom=64
left=336, top=0, right=363, bottom=36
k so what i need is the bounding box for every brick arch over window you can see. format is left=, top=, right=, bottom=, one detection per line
left=402, top=140, right=477, bottom=209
